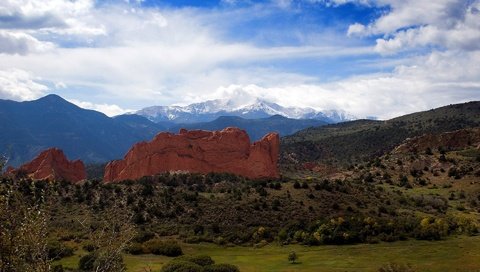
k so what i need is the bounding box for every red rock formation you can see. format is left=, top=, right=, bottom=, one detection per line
left=104, top=127, right=279, bottom=182
left=8, top=148, right=86, bottom=182
left=393, top=128, right=480, bottom=154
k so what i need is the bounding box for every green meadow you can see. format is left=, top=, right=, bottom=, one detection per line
left=57, top=235, right=480, bottom=272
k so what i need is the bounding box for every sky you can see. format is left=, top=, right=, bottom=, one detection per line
left=0, top=0, right=479, bottom=119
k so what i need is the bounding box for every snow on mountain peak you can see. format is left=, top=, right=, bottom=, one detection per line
left=136, top=97, right=356, bottom=124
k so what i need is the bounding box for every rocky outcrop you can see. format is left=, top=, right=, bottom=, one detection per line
left=393, top=128, right=480, bottom=154
left=8, top=148, right=86, bottom=182
left=104, top=127, right=279, bottom=182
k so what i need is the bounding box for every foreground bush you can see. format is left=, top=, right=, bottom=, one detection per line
left=144, top=239, right=183, bottom=256
left=78, top=252, right=125, bottom=271
left=204, top=264, right=240, bottom=272
left=160, top=255, right=239, bottom=272
left=47, top=240, right=75, bottom=260
left=160, top=260, right=203, bottom=272
left=174, top=255, right=214, bottom=266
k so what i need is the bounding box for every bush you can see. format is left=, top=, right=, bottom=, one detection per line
left=144, top=239, right=183, bottom=256
left=126, top=242, right=145, bottom=255
left=134, top=230, right=155, bottom=243
left=204, top=264, right=240, bottom=272
left=52, top=265, right=64, bottom=272
left=160, top=260, right=203, bottom=272
left=82, top=243, right=97, bottom=252
left=47, top=240, right=74, bottom=260
left=78, top=252, right=125, bottom=271
left=174, top=255, right=214, bottom=266
left=78, top=253, right=96, bottom=270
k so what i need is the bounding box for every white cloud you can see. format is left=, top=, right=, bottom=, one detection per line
left=0, top=68, right=48, bottom=100
left=346, top=0, right=480, bottom=53
left=0, top=0, right=478, bottom=120
left=0, top=30, right=55, bottom=54
left=347, top=23, right=367, bottom=37
left=200, top=50, right=480, bottom=119
left=0, top=0, right=105, bottom=41
left=68, top=99, right=132, bottom=117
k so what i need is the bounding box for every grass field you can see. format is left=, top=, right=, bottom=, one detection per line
left=57, top=235, right=480, bottom=272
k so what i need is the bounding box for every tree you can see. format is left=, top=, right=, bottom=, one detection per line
left=77, top=205, right=136, bottom=271
left=288, top=251, right=298, bottom=264
left=0, top=181, right=51, bottom=272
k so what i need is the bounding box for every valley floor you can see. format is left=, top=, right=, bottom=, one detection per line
left=57, top=235, right=480, bottom=272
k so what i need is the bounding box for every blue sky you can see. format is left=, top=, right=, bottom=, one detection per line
left=0, top=0, right=479, bottom=119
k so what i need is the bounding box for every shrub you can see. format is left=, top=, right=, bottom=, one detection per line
left=47, top=240, right=75, bottom=260
left=126, top=242, right=145, bottom=255
left=78, top=253, right=96, bottom=270
left=52, top=265, right=64, bottom=272
left=174, top=255, right=214, bottom=266
left=134, top=230, right=155, bottom=243
left=78, top=252, right=125, bottom=271
left=204, top=264, right=240, bottom=272
left=82, top=243, right=97, bottom=252
left=144, top=239, right=183, bottom=256
left=160, top=260, right=203, bottom=272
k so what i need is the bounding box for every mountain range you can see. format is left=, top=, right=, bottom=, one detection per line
left=0, top=95, right=327, bottom=166
left=135, top=98, right=356, bottom=124
left=3, top=94, right=478, bottom=169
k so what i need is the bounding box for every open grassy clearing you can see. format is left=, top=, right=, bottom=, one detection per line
left=56, top=235, right=480, bottom=272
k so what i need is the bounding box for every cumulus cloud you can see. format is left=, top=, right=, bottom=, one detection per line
left=345, top=0, right=480, bottom=54
left=0, top=0, right=478, bottom=120
left=0, top=30, right=54, bottom=54
left=0, top=68, right=48, bottom=100
left=0, top=0, right=105, bottom=50
left=68, top=99, right=132, bottom=117
left=200, top=50, right=480, bottom=119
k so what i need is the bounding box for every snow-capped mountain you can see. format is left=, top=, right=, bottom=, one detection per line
left=135, top=98, right=356, bottom=124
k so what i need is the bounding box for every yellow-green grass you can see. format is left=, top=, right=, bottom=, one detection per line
left=56, top=235, right=480, bottom=272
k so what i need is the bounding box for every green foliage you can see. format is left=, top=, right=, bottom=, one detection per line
left=126, top=243, right=145, bottom=255
left=204, top=264, right=239, bottom=272
left=144, top=239, right=183, bottom=256
left=281, top=101, right=480, bottom=165
left=160, top=260, right=203, bottom=272
left=288, top=251, right=298, bottom=264
left=78, top=252, right=125, bottom=272
left=161, top=255, right=239, bottom=272
left=415, top=217, right=449, bottom=240
left=0, top=181, right=51, bottom=271
left=174, top=255, right=214, bottom=266
left=47, top=240, right=74, bottom=260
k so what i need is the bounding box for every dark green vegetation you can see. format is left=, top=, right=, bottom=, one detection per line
left=282, top=101, right=480, bottom=165
left=2, top=137, right=480, bottom=270
left=160, top=255, right=239, bottom=272
left=1, top=100, right=480, bottom=271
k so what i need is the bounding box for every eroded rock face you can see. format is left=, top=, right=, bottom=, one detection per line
left=393, top=128, right=480, bottom=154
left=104, top=127, right=279, bottom=182
left=8, top=148, right=86, bottom=182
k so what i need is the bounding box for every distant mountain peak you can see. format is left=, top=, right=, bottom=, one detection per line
left=136, top=97, right=356, bottom=124
left=36, top=94, right=65, bottom=102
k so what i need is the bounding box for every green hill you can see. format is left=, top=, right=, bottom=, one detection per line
left=281, top=101, right=480, bottom=166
